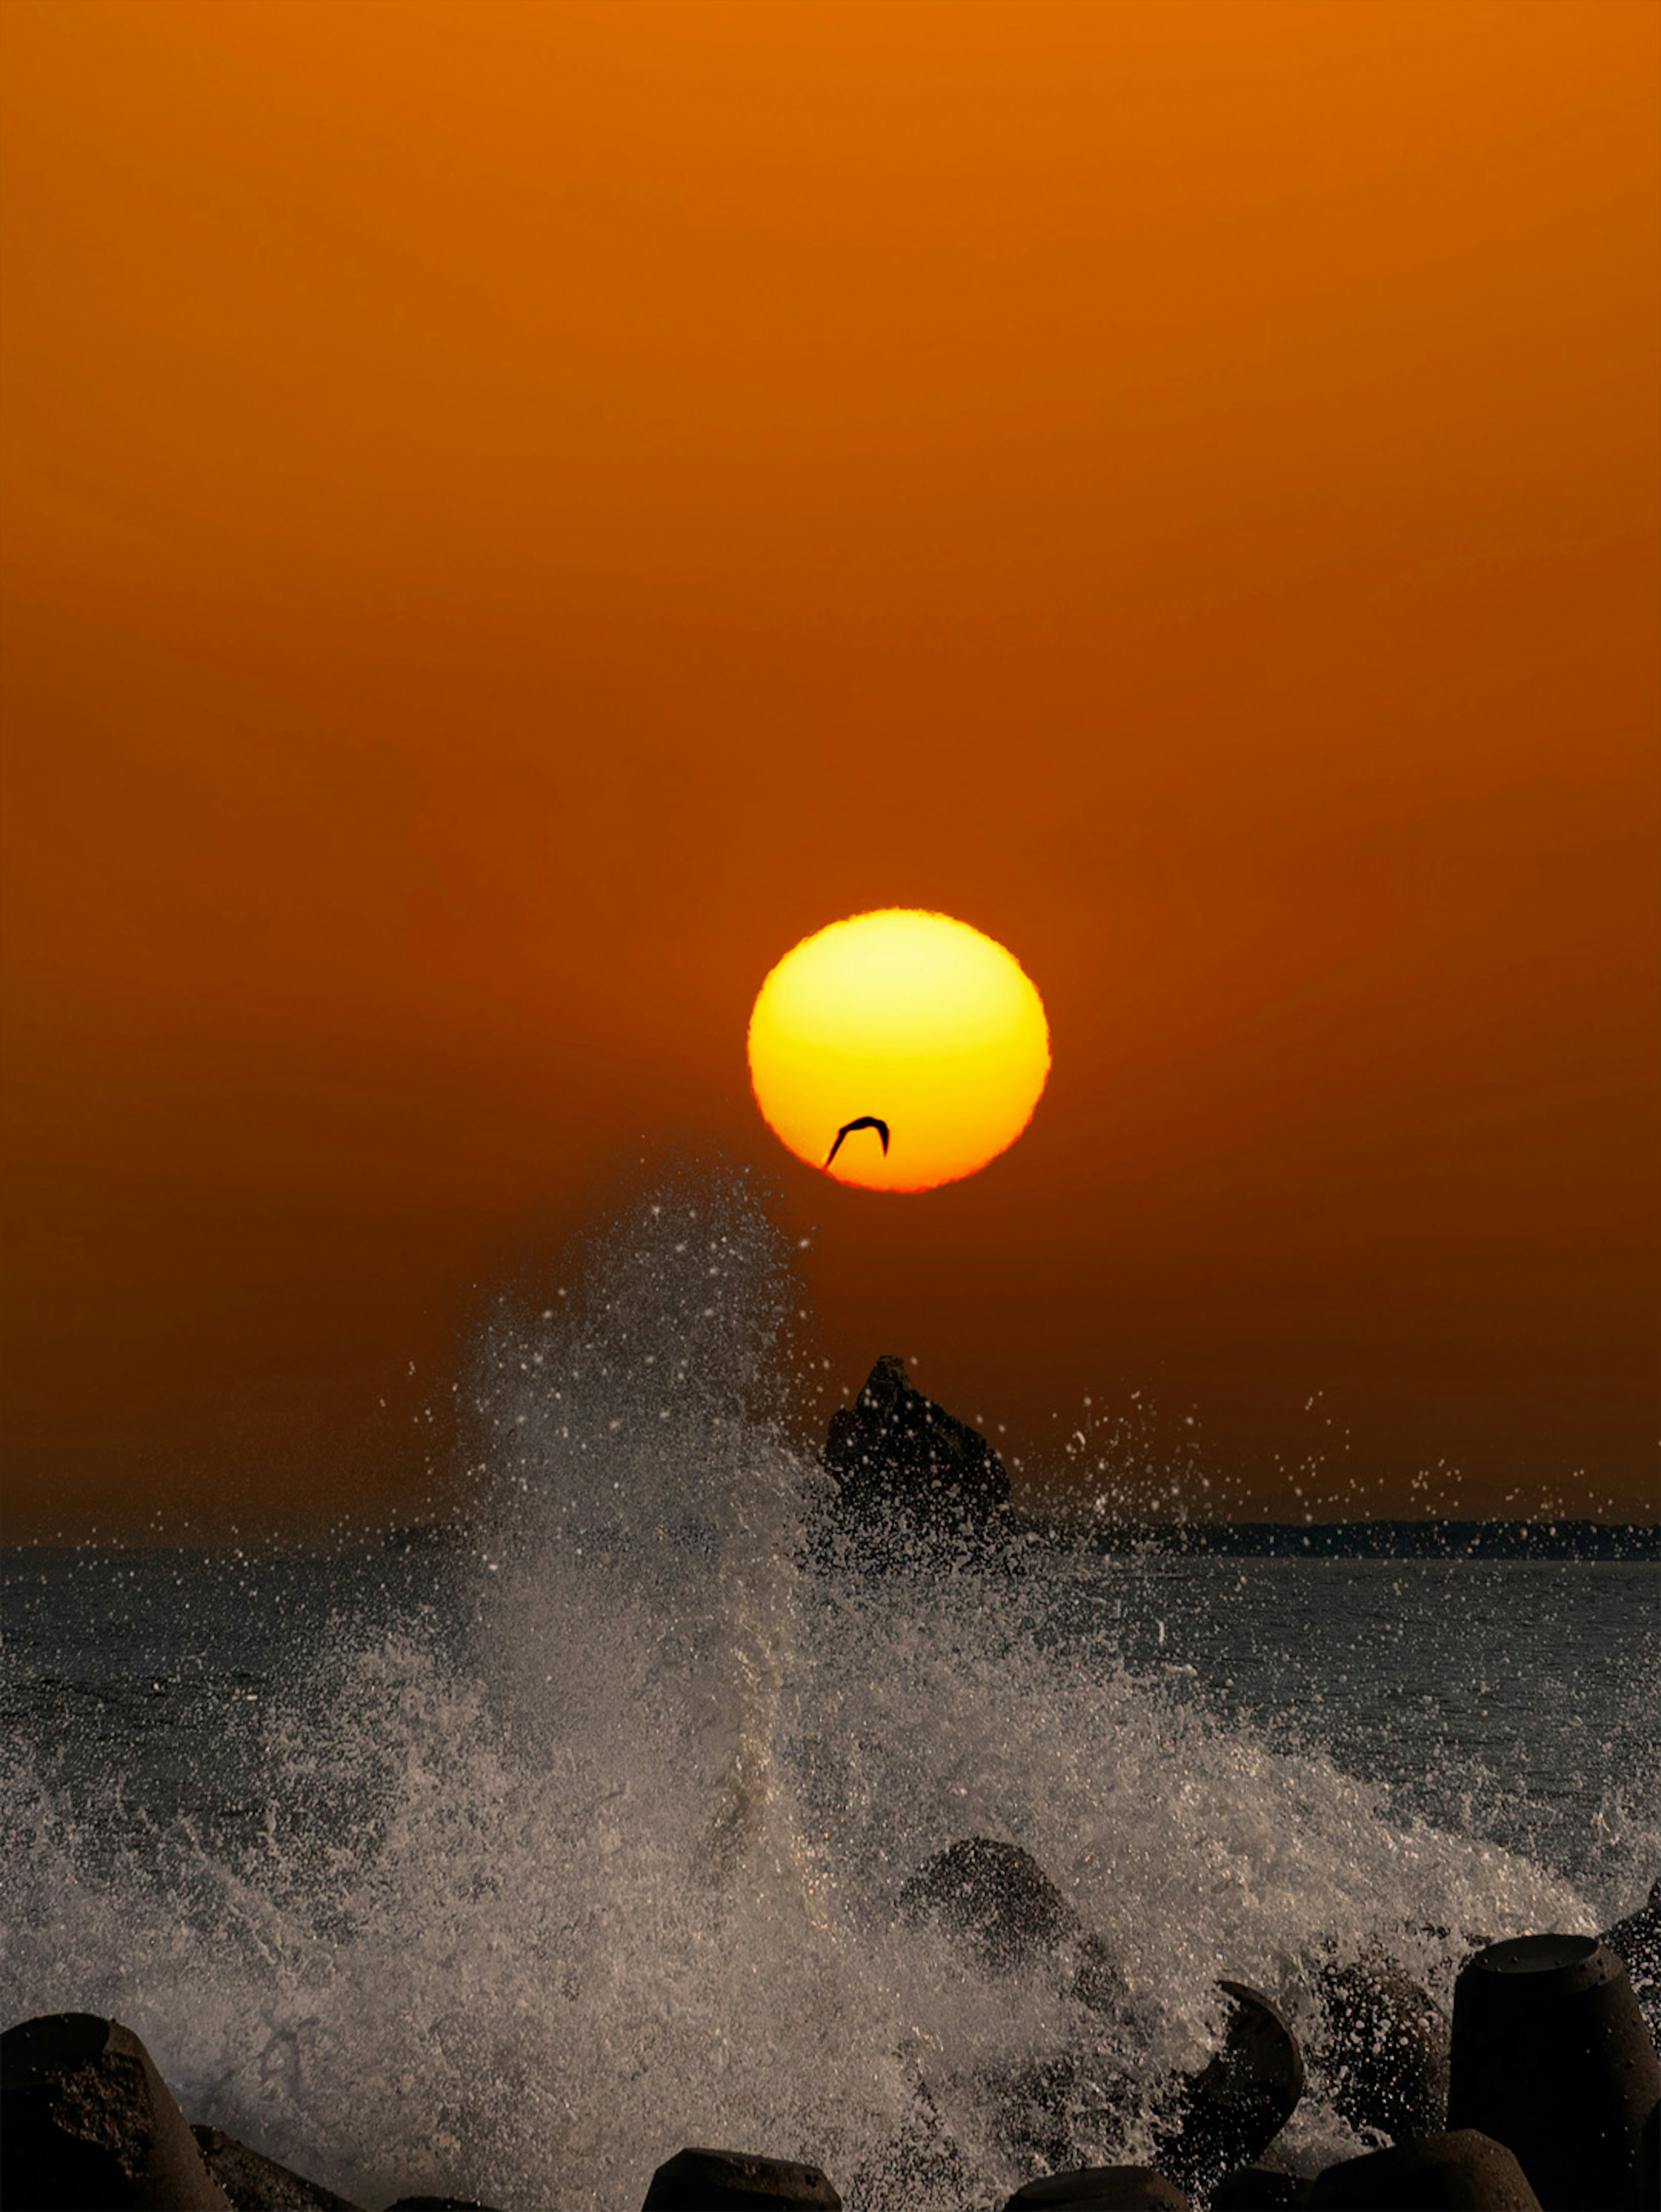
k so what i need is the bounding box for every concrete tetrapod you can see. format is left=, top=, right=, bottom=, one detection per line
left=1001, top=2169, right=1190, bottom=2209
left=1153, top=1981, right=1305, bottom=2200
left=1307, top=2128, right=1540, bottom=2209
left=190, top=2127, right=366, bottom=2210
left=1448, top=1934, right=1660, bottom=2210
left=890, top=1836, right=1136, bottom=2175
left=898, top=1837, right=1126, bottom=2010
left=641, top=2147, right=842, bottom=2209
left=1310, top=1957, right=1449, bottom=2142
left=382, top=2199, right=507, bottom=2210
left=0, top=2013, right=232, bottom=2212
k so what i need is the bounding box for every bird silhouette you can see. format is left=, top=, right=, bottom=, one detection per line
left=825, top=1116, right=890, bottom=1168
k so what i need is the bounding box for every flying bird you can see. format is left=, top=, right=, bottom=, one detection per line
left=825, top=1116, right=890, bottom=1168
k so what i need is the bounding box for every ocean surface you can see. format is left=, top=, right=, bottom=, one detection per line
left=3, top=1178, right=1657, bottom=2209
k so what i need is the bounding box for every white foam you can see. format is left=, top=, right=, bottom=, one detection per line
left=0, top=1170, right=1619, bottom=2208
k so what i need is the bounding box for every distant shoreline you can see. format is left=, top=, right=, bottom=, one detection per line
left=1018, top=1517, right=1661, bottom=1561
left=1, top=1518, right=1655, bottom=1561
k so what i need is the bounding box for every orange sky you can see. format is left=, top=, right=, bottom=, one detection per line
left=2, top=0, right=1656, bottom=1533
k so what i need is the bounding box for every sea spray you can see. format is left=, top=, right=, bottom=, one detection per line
left=0, top=1168, right=1633, bottom=2209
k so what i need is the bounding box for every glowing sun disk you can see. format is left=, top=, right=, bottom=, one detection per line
left=747, top=909, right=1050, bottom=1191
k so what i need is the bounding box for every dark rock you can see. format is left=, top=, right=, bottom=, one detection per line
left=641, top=2147, right=842, bottom=2209
left=898, top=1837, right=1127, bottom=2012
left=822, top=1356, right=1010, bottom=1554
left=1211, top=2169, right=1315, bottom=2208
left=1310, top=1957, right=1450, bottom=2142
left=1600, top=1876, right=1661, bottom=2048
left=1001, top=2168, right=1190, bottom=2209
left=1307, top=2128, right=1540, bottom=2208
left=1153, top=1982, right=1305, bottom=2199
left=192, top=2128, right=364, bottom=2210
left=1448, top=1933, right=1660, bottom=2210
left=0, top=2012, right=232, bottom=2211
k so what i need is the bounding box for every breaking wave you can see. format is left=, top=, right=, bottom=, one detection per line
left=0, top=1169, right=1640, bottom=2208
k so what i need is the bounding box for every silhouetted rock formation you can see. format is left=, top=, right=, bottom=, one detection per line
left=821, top=1356, right=1011, bottom=1558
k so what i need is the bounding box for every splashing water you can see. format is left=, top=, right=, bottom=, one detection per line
left=1, top=1170, right=1648, bottom=2209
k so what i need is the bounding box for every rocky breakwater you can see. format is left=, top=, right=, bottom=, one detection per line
left=8, top=1889, right=1660, bottom=2208
left=842, top=1837, right=1661, bottom=2211
left=816, top=1354, right=1013, bottom=1565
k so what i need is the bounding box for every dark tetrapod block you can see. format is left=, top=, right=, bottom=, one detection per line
left=0, top=2012, right=232, bottom=2212
left=1154, top=1981, right=1305, bottom=2198
left=192, top=2125, right=366, bottom=2210
left=1001, top=2167, right=1190, bottom=2209
left=1448, top=1933, right=1660, bottom=2210
left=641, top=2146, right=842, bottom=2209
left=1308, top=2127, right=1539, bottom=2208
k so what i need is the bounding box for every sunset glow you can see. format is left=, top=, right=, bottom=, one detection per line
left=0, top=0, right=1653, bottom=1525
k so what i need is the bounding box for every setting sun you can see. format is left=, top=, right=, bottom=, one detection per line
left=747, top=911, right=1051, bottom=1192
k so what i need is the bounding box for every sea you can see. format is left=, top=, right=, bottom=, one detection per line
left=3, top=1175, right=1657, bottom=2210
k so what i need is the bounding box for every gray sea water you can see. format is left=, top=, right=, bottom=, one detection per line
left=2, top=1176, right=1657, bottom=2208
